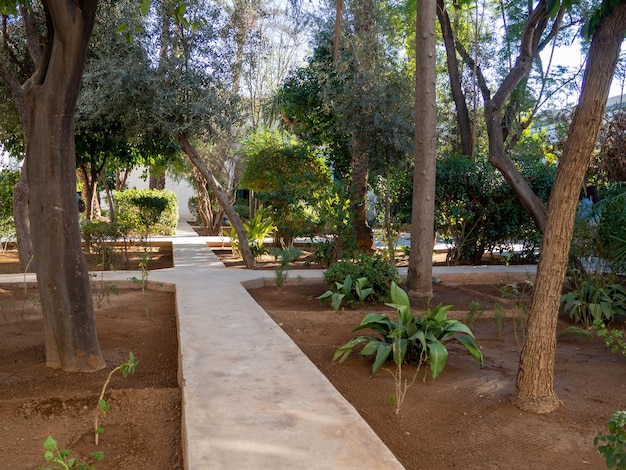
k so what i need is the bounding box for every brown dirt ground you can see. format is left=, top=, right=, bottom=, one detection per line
left=2, top=242, right=624, bottom=469
left=248, top=280, right=626, bottom=470
left=0, top=244, right=180, bottom=469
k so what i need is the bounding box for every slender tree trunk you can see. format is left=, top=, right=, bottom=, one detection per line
left=176, top=133, right=256, bottom=268
left=483, top=0, right=549, bottom=232
left=24, top=1, right=104, bottom=371
left=437, top=0, right=474, bottom=156
left=512, top=0, right=626, bottom=414
left=407, top=0, right=437, bottom=297
left=350, top=0, right=375, bottom=252
left=12, top=163, right=34, bottom=271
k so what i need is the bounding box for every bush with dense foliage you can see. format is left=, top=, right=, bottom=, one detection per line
left=114, top=189, right=178, bottom=237
left=323, top=252, right=398, bottom=302
left=0, top=170, right=19, bottom=243
left=435, top=155, right=555, bottom=264
left=240, top=130, right=332, bottom=246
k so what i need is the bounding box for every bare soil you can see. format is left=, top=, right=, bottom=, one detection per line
left=0, top=241, right=174, bottom=274
left=0, top=282, right=182, bottom=469
left=249, top=280, right=626, bottom=470
left=0, top=244, right=180, bottom=469
left=2, top=241, right=624, bottom=470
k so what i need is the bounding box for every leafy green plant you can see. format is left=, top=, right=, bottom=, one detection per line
left=594, top=320, right=626, bottom=357
left=323, top=252, right=398, bottom=302
left=595, top=410, right=626, bottom=470
left=114, top=189, right=178, bottom=237
left=270, top=246, right=303, bottom=289
left=229, top=207, right=276, bottom=258
left=333, top=282, right=483, bottom=379
left=310, top=239, right=335, bottom=268
left=561, top=281, right=626, bottom=328
left=90, top=274, right=118, bottom=309
left=463, top=300, right=484, bottom=328
left=318, top=275, right=373, bottom=310
left=94, top=352, right=138, bottom=445
left=493, top=303, right=506, bottom=339
left=37, top=435, right=103, bottom=470
left=0, top=170, right=19, bottom=250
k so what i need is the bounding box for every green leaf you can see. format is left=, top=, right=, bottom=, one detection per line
left=359, top=339, right=386, bottom=357
left=392, top=338, right=408, bottom=366
left=428, top=304, right=453, bottom=323
left=372, top=342, right=393, bottom=374
left=390, top=282, right=410, bottom=310
left=456, top=335, right=484, bottom=363
left=43, top=436, right=57, bottom=451
left=428, top=341, right=449, bottom=379
left=331, top=293, right=345, bottom=310
left=116, top=24, right=128, bottom=33
left=546, top=0, right=560, bottom=17
left=90, top=451, right=105, bottom=461
left=140, top=0, right=150, bottom=15
left=333, top=336, right=371, bottom=362
left=98, top=399, right=110, bottom=412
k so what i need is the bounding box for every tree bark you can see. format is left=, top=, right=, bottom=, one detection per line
left=436, top=0, right=474, bottom=156
left=483, top=0, right=550, bottom=232
left=407, top=0, right=437, bottom=297
left=176, top=133, right=256, bottom=268
left=24, top=1, right=104, bottom=371
left=349, top=0, right=375, bottom=252
left=12, top=163, right=34, bottom=271
left=512, top=0, right=626, bottom=414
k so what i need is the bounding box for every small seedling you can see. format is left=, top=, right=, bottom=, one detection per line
left=37, top=435, right=104, bottom=470
left=595, top=410, right=626, bottom=469
left=493, top=303, right=506, bottom=339
left=94, top=352, right=138, bottom=445
left=464, top=300, right=483, bottom=328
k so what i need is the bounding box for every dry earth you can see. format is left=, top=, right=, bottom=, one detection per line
left=0, top=243, right=180, bottom=469
left=248, top=280, right=626, bottom=470
left=2, top=242, right=625, bottom=469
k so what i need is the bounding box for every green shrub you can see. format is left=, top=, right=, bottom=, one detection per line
left=597, top=188, right=626, bottom=274
left=229, top=207, right=276, bottom=258
left=561, top=280, right=626, bottom=328
left=595, top=410, right=626, bottom=470
left=311, top=239, right=335, bottom=268
left=323, top=252, right=398, bottom=302
left=318, top=275, right=373, bottom=310
left=0, top=170, right=19, bottom=244
left=333, top=282, right=483, bottom=378
left=114, top=189, right=178, bottom=237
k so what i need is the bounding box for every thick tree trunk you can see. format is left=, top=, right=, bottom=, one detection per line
left=24, top=1, right=104, bottom=371
left=176, top=133, right=256, bottom=268
left=437, top=0, right=474, bottom=157
left=512, top=0, right=626, bottom=414
left=407, top=0, right=437, bottom=297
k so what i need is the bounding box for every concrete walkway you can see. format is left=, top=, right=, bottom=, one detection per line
left=1, top=221, right=537, bottom=469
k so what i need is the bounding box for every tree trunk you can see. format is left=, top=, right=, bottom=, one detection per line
left=350, top=0, right=375, bottom=252
left=24, top=1, right=104, bottom=371
left=483, top=0, right=550, bottom=232
left=12, top=163, right=34, bottom=271
left=436, top=0, right=474, bottom=156
left=512, top=0, right=626, bottom=414
left=176, top=133, right=256, bottom=268
left=407, top=0, right=437, bottom=297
